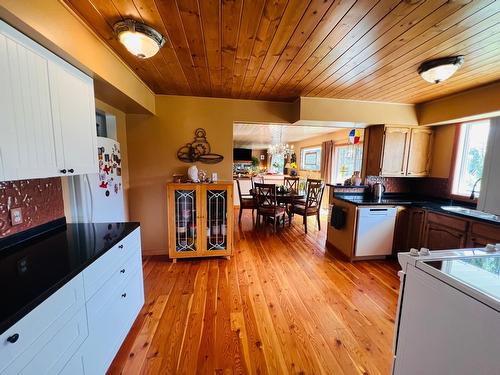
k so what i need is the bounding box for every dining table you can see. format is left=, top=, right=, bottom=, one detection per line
left=250, top=188, right=306, bottom=224
left=249, top=188, right=305, bottom=204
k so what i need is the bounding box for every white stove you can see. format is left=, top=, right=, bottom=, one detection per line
left=392, top=247, right=500, bottom=375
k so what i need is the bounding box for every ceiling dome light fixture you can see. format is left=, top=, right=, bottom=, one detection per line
left=418, top=56, right=464, bottom=84
left=114, top=19, right=166, bottom=59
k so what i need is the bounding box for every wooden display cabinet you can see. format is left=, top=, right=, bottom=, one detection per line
left=167, top=182, right=233, bottom=261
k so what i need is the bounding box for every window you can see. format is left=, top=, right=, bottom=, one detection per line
left=332, top=143, right=363, bottom=184
left=452, top=120, right=490, bottom=198
left=300, top=146, right=321, bottom=171
left=270, top=154, right=285, bottom=174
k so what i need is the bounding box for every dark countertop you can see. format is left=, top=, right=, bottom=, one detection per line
left=326, top=184, right=369, bottom=188
left=332, top=193, right=500, bottom=226
left=0, top=220, right=140, bottom=334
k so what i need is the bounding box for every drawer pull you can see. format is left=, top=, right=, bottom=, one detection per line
left=60, top=169, right=67, bottom=174
left=7, top=333, right=19, bottom=343
left=120, top=269, right=126, bottom=273
left=118, top=244, right=124, bottom=249
left=68, top=168, right=74, bottom=173
left=121, top=293, right=127, bottom=298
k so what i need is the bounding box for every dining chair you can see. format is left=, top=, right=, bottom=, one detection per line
left=289, top=180, right=325, bottom=234
left=306, top=177, right=323, bottom=185
left=284, top=176, right=300, bottom=194
left=294, top=177, right=321, bottom=205
left=251, top=175, right=264, bottom=190
left=236, top=179, right=257, bottom=224
left=254, top=183, right=286, bottom=233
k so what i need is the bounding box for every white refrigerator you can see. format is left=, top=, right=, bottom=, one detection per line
left=67, top=136, right=126, bottom=223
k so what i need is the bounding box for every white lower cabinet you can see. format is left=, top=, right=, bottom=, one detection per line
left=0, top=275, right=85, bottom=374
left=17, top=308, right=88, bottom=375
left=81, top=269, right=144, bottom=374
left=0, top=228, right=144, bottom=375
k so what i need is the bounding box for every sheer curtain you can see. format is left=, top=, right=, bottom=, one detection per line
left=320, top=140, right=333, bottom=184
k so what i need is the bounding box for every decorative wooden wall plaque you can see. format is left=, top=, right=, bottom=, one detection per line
left=177, top=128, right=224, bottom=164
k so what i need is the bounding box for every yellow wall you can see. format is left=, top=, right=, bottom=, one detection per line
left=0, top=0, right=155, bottom=114
left=126, top=95, right=295, bottom=254
left=417, top=81, right=500, bottom=126
left=298, top=97, right=418, bottom=125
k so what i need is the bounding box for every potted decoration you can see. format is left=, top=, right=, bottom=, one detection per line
left=289, top=162, right=298, bottom=176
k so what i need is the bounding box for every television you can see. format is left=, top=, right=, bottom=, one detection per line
left=233, top=148, right=252, bottom=161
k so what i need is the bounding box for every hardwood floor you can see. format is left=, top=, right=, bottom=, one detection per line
left=108, top=209, right=401, bottom=374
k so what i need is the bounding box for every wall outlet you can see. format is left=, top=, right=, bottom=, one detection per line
left=10, top=208, right=23, bottom=226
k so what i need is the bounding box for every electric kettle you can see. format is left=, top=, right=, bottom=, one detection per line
left=373, top=183, right=386, bottom=200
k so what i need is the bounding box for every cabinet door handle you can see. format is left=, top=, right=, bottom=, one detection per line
left=121, top=293, right=127, bottom=298
left=120, top=269, right=125, bottom=273
left=118, top=244, right=124, bottom=249
left=7, top=333, right=19, bottom=343
left=68, top=168, right=74, bottom=173
left=60, top=169, right=67, bottom=174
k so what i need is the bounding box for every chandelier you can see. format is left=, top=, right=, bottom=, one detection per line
left=268, top=143, right=294, bottom=156
left=268, top=126, right=295, bottom=156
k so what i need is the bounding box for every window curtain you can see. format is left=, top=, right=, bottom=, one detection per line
left=320, top=140, right=333, bottom=183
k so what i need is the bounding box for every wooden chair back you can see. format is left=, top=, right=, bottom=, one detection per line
left=306, top=178, right=322, bottom=185
left=254, top=183, right=277, bottom=208
left=236, top=178, right=245, bottom=200
left=284, top=176, right=300, bottom=194
left=251, top=176, right=264, bottom=189
left=305, top=181, right=325, bottom=209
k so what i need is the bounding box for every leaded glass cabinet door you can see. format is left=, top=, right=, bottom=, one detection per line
left=168, top=184, right=201, bottom=259
left=201, top=184, right=233, bottom=256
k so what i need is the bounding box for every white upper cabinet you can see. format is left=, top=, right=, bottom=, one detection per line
left=49, top=61, right=98, bottom=176
left=0, top=34, right=60, bottom=180
left=0, top=20, right=97, bottom=181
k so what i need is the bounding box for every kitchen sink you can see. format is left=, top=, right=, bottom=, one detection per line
left=441, top=206, right=500, bottom=222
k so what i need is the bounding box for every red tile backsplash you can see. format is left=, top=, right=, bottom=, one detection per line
left=365, top=176, right=413, bottom=193
left=365, top=176, right=450, bottom=197
left=0, top=178, right=64, bottom=238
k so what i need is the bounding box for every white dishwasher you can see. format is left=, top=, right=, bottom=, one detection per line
left=355, top=206, right=397, bottom=257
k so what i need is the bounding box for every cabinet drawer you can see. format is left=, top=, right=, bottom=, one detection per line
left=82, top=270, right=144, bottom=375
left=5, top=308, right=88, bottom=375
left=426, top=212, right=468, bottom=231
left=83, top=228, right=141, bottom=300
left=0, top=275, right=85, bottom=373
left=86, top=248, right=142, bottom=324
left=469, top=222, right=500, bottom=243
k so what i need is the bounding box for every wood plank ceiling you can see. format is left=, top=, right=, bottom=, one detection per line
left=64, top=0, right=500, bottom=104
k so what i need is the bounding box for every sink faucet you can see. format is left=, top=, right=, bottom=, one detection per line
left=470, top=177, right=482, bottom=200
